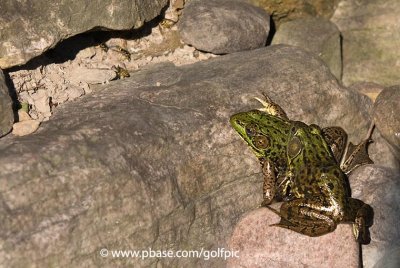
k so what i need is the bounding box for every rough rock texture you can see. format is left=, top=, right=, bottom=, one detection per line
left=9, top=28, right=213, bottom=122
left=227, top=208, right=359, bottom=268
left=350, top=82, right=385, bottom=102
left=0, top=45, right=396, bottom=267
left=0, top=0, right=169, bottom=68
left=373, top=86, right=400, bottom=158
left=249, top=0, right=340, bottom=26
left=272, top=17, right=342, bottom=80
left=331, top=0, right=400, bottom=86
left=350, top=166, right=400, bottom=268
left=372, top=246, right=400, bottom=268
left=0, top=70, right=14, bottom=137
left=179, top=0, right=270, bottom=54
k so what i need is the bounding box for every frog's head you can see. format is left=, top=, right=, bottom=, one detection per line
left=230, top=110, right=291, bottom=162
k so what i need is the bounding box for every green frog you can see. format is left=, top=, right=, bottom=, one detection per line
left=230, top=94, right=374, bottom=244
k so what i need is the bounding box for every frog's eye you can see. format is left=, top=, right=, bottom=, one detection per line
left=253, top=135, right=270, bottom=149
left=287, top=136, right=302, bottom=158
left=245, top=124, right=258, bottom=137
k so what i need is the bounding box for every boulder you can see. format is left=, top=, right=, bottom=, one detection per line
left=272, top=17, right=342, bottom=80
left=0, top=0, right=168, bottom=68
left=350, top=166, right=400, bottom=268
left=0, top=45, right=396, bottom=267
left=373, top=86, right=400, bottom=159
left=0, top=70, right=14, bottom=137
left=178, top=0, right=270, bottom=54
left=331, top=0, right=400, bottom=86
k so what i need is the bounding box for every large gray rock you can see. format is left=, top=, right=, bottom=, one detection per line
left=179, top=0, right=270, bottom=54
left=272, top=17, right=342, bottom=80
left=0, top=70, right=14, bottom=137
left=373, top=86, right=400, bottom=159
left=0, top=0, right=168, bottom=69
left=0, top=45, right=396, bottom=267
left=350, top=166, right=400, bottom=268
left=331, top=0, right=400, bottom=86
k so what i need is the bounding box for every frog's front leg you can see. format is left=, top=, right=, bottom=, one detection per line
left=267, top=197, right=340, bottom=237
left=260, top=160, right=276, bottom=207
left=344, top=198, right=374, bottom=244
left=321, top=126, right=347, bottom=163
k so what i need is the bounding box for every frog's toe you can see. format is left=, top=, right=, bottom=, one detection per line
left=260, top=199, right=273, bottom=207
left=353, top=217, right=371, bottom=245
left=265, top=205, right=282, bottom=216
left=270, top=218, right=295, bottom=229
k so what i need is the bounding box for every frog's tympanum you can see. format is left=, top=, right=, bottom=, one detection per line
left=230, top=94, right=374, bottom=244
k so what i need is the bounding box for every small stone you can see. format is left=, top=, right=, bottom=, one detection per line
left=66, top=68, right=116, bottom=85
left=179, top=0, right=270, bottom=54
left=12, top=120, right=40, bottom=136
left=350, top=82, right=385, bottom=102
left=31, top=90, right=51, bottom=119
left=18, top=110, right=32, bottom=122
left=67, top=86, right=85, bottom=101
left=75, top=47, right=96, bottom=59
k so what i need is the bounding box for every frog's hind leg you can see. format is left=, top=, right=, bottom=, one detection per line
left=344, top=198, right=374, bottom=244
left=266, top=198, right=338, bottom=237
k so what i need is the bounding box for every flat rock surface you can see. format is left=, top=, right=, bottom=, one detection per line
left=227, top=208, right=359, bottom=268
left=179, top=0, right=270, bottom=54
left=331, top=0, right=400, bottom=86
left=0, top=45, right=396, bottom=267
left=0, top=70, right=14, bottom=137
left=0, top=0, right=168, bottom=68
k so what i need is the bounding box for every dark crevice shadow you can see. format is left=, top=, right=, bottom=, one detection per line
left=5, top=11, right=167, bottom=73
left=3, top=72, right=19, bottom=121
left=2, top=8, right=170, bottom=116
left=266, top=16, right=276, bottom=46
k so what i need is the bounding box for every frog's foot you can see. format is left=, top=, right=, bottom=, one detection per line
left=254, top=93, right=288, bottom=120
left=353, top=202, right=374, bottom=244
left=266, top=199, right=338, bottom=237
left=353, top=217, right=371, bottom=245
left=340, top=123, right=375, bottom=174
left=341, top=139, right=374, bottom=174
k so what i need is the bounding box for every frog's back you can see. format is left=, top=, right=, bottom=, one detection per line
left=288, top=122, right=350, bottom=198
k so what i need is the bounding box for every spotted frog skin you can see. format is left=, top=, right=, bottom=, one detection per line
left=230, top=94, right=374, bottom=244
